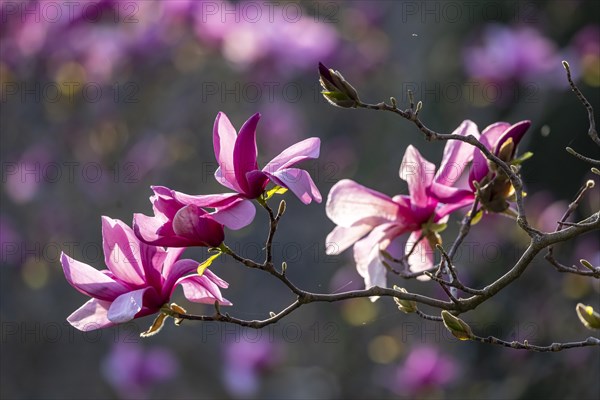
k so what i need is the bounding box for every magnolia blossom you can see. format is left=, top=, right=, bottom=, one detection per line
left=469, top=120, right=530, bottom=213
left=326, top=122, right=478, bottom=291
left=428, top=120, right=531, bottom=213
left=62, top=217, right=230, bottom=331
left=468, top=120, right=531, bottom=187
left=133, top=186, right=227, bottom=248
left=165, top=112, right=321, bottom=231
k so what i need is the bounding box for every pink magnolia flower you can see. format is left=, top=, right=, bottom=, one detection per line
left=326, top=123, right=477, bottom=291
left=468, top=120, right=531, bottom=212
left=163, top=112, right=322, bottom=231
left=62, top=217, right=231, bottom=331
left=326, top=121, right=477, bottom=288
left=133, top=186, right=227, bottom=248
left=428, top=120, right=531, bottom=213
left=469, top=120, right=531, bottom=186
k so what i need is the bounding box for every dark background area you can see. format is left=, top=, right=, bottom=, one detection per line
left=1, top=1, right=599, bottom=399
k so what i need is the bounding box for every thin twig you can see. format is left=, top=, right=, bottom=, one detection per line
left=563, top=61, right=600, bottom=147
left=546, top=180, right=599, bottom=278
left=415, top=309, right=443, bottom=321
left=471, top=335, right=600, bottom=352
left=566, top=147, right=600, bottom=166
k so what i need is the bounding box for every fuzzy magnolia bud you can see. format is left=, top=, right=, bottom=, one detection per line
left=579, top=259, right=595, bottom=271
left=392, top=286, right=417, bottom=314
left=278, top=199, right=287, bottom=216
left=441, top=310, right=474, bottom=340
left=576, top=303, right=600, bottom=330
left=319, top=62, right=360, bottom=108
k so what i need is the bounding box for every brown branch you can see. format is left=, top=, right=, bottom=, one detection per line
left=471, top=334, right=600, bottom=352
left=562, top=61, right=600, bottom=147
left=415, top=309, right=443, bottom=321
left=546, top=180, right=599, bottom=278
left=566, top=147, right=600, bottom=166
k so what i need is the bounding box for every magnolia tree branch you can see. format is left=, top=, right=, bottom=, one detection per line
left=470, top=335, right=600, bottom=352
left=562, top=61, right=600, bottom=147
left=546, top=180, right=600, bottom=278
left=169, top=63, right=600, bottom=352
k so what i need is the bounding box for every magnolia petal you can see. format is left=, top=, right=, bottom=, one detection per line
left=262, top=137, right=321, bottom=173
left=400, top=146, right=436, bottom=208
left=173, top=190, right=240, bottom=208
left=107, top=288, right=152, bottom=324
left=326, top=179, right=399, bottom=227
left=177, top=275, right=232, bottom=305
left=233, top=113, right=261, bottom=194
left=213, top=112, right=242, bottom=192
left=150, top=186, right=183, bottom=218
left=429, top=182, right=475, bottom=204
left=481, top=122, right=512, bottom=149
left=244, top=170, right=269, bottom=198
left=133, top=212, right=169, bottom=245
left=67, top=298, right=115, bottom=331
left=161, top=247, right=186, bottom=278
left=61, top=252, right=129, bottom=301
left=436, top=196, right=475, bottom=220
left=494, top=120, right=531, bottom=158
left=406, top=231, right=434, bottom=281
left=468, top=147, right=490, bottom=189
left=101, top=217, right=146, bottom=286
left=162, top=259, right=199, bottom=298
left=172, top=205, right=225, bottom=247
left=469, top=121, right=528, bottom=188
left=325, top=224, right=373, bottom=255
left=469, top=121, right=511, bottom=187
left=202, top=269, right=229, bottom=289
left=435, top=120, right=479, bottom=186
left=264, top=168, right=322, bottom=205
left=211, top=198, right=256, bottom=230
left=353, top=225, right=396, bottom=293
left=215, top=166, right=241, bottom=192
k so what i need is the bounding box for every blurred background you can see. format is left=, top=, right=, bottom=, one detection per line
left=1, top=0, right=599, bottom=399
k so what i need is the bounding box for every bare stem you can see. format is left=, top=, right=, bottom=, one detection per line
left=471, top=335, right=600, bottom=352
left=563, top=61, right=600, bottom=147
left=546, top=180, right=599, bottom=278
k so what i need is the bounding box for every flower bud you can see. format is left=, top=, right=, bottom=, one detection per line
left=580, top=259, right=595, bottom=271
left=441, top=310, right=473, bottom=340
left=278, top=199, right=287, bottom=216
left=392, top=286, right=417, bottom=314
left=497, top=138, right=515, bottom=163
left=319, top=62, right=360, bottom=108
left=576, top=303, right=600, bottom=330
